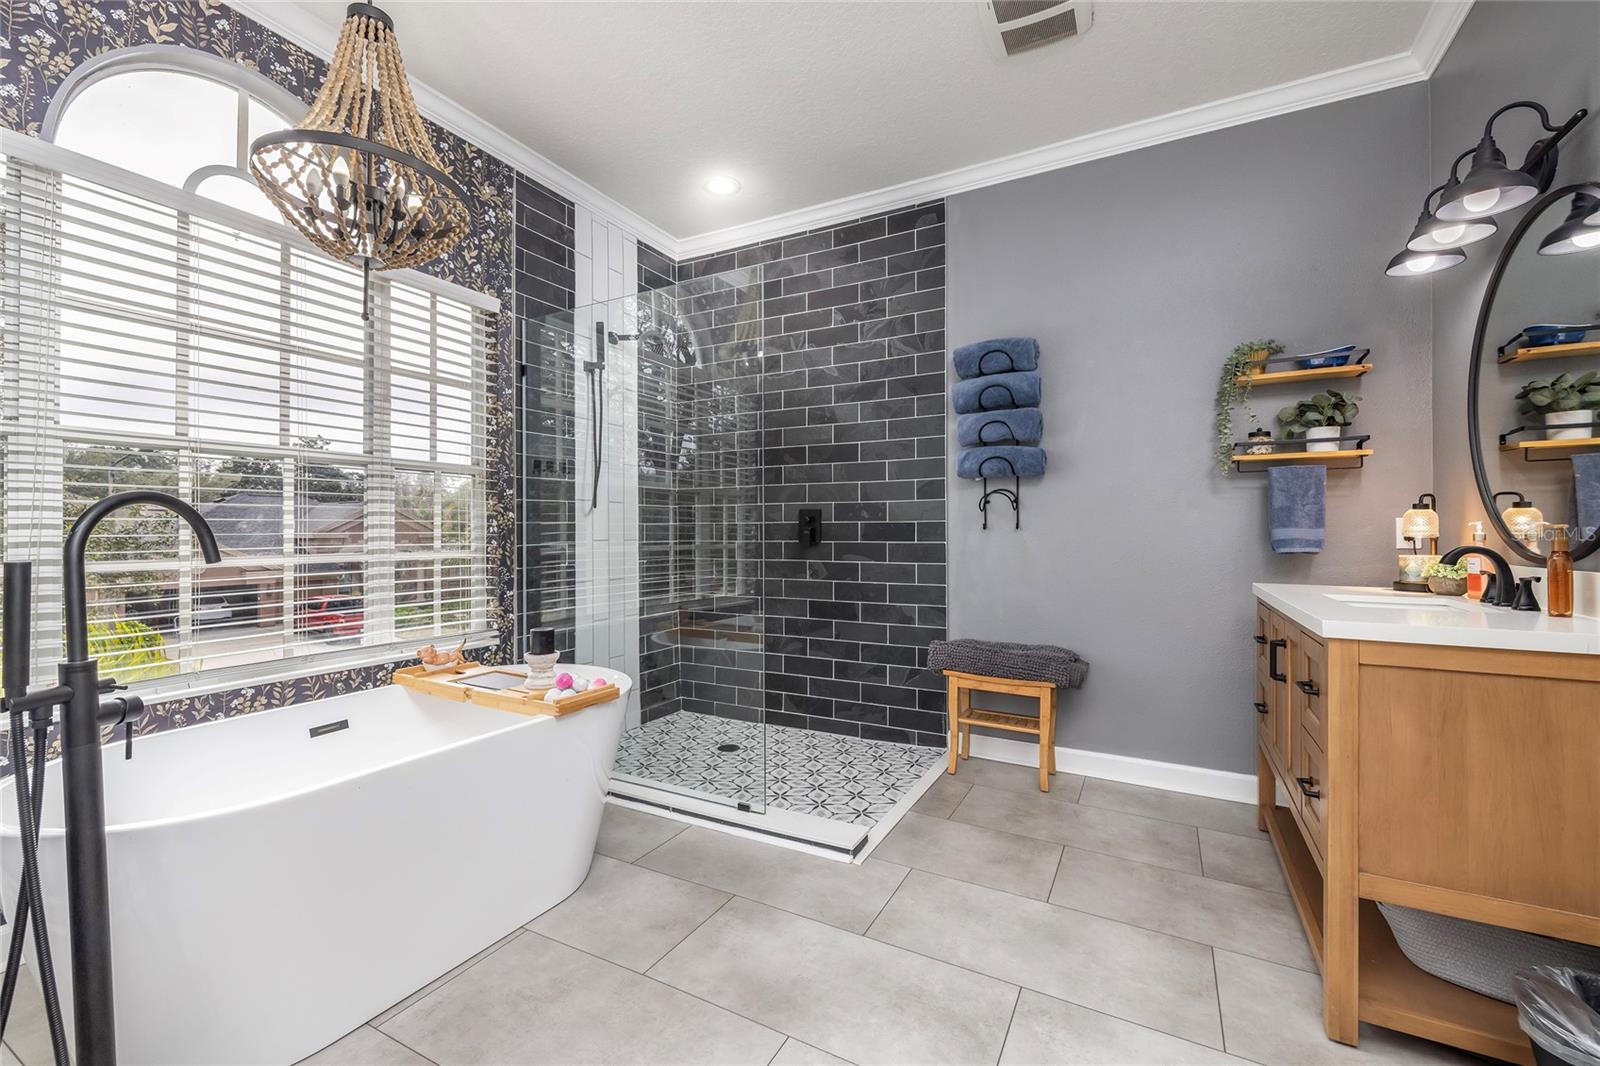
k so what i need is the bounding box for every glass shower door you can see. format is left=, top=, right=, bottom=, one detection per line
left=518, top=265, right=768, bottom=813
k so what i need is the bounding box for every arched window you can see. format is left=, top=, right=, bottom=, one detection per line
left=4, top=51, right=496, bottom=695
left=47, top=54, right=296, bottom=218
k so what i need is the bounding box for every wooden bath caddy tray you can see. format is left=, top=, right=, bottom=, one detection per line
left=393, top=662, right=620, bottom=718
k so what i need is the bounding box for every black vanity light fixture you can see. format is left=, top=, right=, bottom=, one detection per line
left=1404, top=151, right=1499, bottom=254
left=1538, top=187, right=1600, bottom=256
left=248, top=3, right=469, bottom=319
left=1385, top=245, right=1467, bottom=277
left=1435, top=101, right=1590, bottom=222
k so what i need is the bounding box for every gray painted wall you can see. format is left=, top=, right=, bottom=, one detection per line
left=946, top=85, right=1433, bottom=774
left=1427, top=0, right=1600, bottom=568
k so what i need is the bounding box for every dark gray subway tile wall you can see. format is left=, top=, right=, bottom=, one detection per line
left=515, top=175, right=578, bottom=658
left=660, top=201, right=950, bottom=747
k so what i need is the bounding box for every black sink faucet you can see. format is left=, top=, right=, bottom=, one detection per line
left=1437, top=544, right=1518, bottom=607
left=57, top=491, right=219, bottom=1063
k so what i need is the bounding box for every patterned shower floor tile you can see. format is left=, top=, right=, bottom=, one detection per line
left=612, top=711, right=944, bottom=826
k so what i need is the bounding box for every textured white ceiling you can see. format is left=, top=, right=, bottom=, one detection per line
left=283, top=1, right=1435, bottom=240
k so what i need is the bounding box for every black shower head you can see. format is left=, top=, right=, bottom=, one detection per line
left=607, top=319, right=698, bottom=366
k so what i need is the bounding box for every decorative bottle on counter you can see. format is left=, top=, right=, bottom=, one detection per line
left=1548, top=527, right=1574, bottom=618
left=525, top=627, right=561, bottom=688
left=1465, top=521, right=1487, bottom=601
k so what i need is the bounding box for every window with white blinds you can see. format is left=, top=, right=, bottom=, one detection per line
left=1, top=137, right=495, bottom=692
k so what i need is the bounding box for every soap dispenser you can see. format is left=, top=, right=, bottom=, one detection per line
left=1465, top=522, right=1488, bottom=601
left=1548, top=526, right=1574, bottom=618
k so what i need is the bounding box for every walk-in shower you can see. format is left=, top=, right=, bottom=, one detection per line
left=516, top=257, right=946, bottom=851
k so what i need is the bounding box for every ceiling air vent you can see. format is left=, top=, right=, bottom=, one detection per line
left=982, top=0, right=1093, bottom=57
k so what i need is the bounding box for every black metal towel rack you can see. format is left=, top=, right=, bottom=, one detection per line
left=975, top=418, right=1022, bottom=530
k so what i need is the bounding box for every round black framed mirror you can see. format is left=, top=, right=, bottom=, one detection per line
left=1467, top=181, right=1600, bottom=563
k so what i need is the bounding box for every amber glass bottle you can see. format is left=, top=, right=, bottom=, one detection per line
left=1547, top=527, right=1573, bottom=618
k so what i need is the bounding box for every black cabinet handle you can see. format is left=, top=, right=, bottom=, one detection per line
left=1268, top=639, right=1287, bottom=682
left=1295, top=776, right=1322, bottom=800
left=1253, top=634, right=1268, bottom=645
left=1296, top=680, right=1320, bottom=696
left=1253, top=701, right=1269, bottom=715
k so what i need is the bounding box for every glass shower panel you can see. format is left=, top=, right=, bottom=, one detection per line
left=518, top=265, right=767, bottom=812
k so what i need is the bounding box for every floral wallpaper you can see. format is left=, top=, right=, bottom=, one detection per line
left=0, top=0, right=549, bottom=765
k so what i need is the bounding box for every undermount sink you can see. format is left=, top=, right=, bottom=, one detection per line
left=1325, top=593, right=1468, bottom=612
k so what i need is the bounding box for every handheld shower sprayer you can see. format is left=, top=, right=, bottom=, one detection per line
left=0, top=491, right=219, bottom=1065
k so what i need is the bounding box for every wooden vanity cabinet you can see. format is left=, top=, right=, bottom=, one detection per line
left=1252, top=599, right=1600, bottom=1064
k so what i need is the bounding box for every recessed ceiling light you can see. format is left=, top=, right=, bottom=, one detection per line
left=703, top=175, right=742, bottom=196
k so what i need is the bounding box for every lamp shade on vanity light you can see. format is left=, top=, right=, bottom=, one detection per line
left=1436, top=135, right=1542, bottom=221
left=1538, top=190, right=1600, bottom=255
left=1386, top=246, right=1467, bottom=277
left=1406, top=213, right=1497, bottom=253
left=1401, top=496, right=1440, bottom=543
left=1497, top=492, right=1546, bottom=545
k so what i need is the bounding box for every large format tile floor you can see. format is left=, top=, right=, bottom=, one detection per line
left=2, top=760, right=1480, bottom=1065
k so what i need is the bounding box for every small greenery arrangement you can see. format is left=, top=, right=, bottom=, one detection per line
left=1276, top=390, right=1361, bottom=436
left=1515, top=371, right=1600, bottom=416
left=1423, top=561, right=1469, bottom=580
left=1215, top=339, right=1282, bottom=474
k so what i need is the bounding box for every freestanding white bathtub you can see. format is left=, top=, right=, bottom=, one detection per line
left=0, top=665, right=629, bottom=1064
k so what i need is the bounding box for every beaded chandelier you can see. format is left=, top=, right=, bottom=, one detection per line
left=249, top=3, right=469, bottom=316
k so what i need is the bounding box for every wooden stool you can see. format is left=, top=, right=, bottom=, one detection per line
left=942, top=670, right=1057, bottom=791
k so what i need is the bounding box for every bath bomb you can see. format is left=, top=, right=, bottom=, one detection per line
left=554, top=672, right=574, bottom=690
left=544, top=687, right=564, bottom=702
left=590, top=677, right=609, bottom=688
left=569, top=678, right=589, bottom=692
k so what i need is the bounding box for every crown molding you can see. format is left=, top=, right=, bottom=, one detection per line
left=229, top=0, right=1472, bottom=262
left=673, top=0, right=1475, bottom=258
left=224, top=0, right=680, bottom=254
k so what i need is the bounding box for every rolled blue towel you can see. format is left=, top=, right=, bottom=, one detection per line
left=957, top=445, right=1047, bottom=480
left=953, top=337, right=1039, bottom=379
left=957, top=409, right=1043, bottom=447
left=1573, top=452, right=1600, bottom=542
left=952, top=371, right=1041, bottom=414
left=1268, top=465, right=1325, bottom=554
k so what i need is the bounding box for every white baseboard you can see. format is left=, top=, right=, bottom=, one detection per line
left=965, top=734, right=1258, bottom=805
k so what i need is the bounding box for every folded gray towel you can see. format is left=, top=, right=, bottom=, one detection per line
left=1574, top=452, right=1600, bottom=542
left=957, top=409, right=1043, bottom=447
left=956, top=445, right=1047, bottom=480
left=928, top=638, right=1088, bottom=689
left=953, top=337, right=1039, bottom=379
left=1268, top=465, right=1325, bottom=553
left=952, top=371, right=1041, bottom=414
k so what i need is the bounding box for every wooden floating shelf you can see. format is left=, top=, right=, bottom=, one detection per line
left=1498, top=339, right=1600, bottom=364
left=1233, top=448, right=1373, bottom=466
left=1499, top=436, right=1600, bottom=456
left=1235, top=363, right=1373, bottom=386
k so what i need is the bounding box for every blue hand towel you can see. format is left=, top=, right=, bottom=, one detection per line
left=1573, top=452, right=1600, bottom=543
left=957, top=409, right=1043, bottom=447
left=957, top=446, right=1047, bottom=480
left=952, top=371, right=1041, bottom=414
left=1268, top=466, right=1325, bottom=553
left=953, top=337, right=1039, bottom=379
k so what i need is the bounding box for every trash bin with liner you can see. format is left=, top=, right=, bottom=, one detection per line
left=1515, top=967, right=1600, bottom=1066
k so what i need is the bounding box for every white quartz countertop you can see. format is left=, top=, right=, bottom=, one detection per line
left=1252, top=583, right=1600, bottom=655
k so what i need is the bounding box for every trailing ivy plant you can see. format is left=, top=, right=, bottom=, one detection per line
left=1215, top=339, right=1281, bottom=474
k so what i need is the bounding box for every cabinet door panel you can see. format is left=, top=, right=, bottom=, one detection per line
left=1295, top=728, right=1328, bottom=860
left=1294, top=629, right=1328, bottom=753
left=1358, top=664, right=1600, bottom=917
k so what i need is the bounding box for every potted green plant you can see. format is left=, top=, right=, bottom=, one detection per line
left=1215, top=339, right=1281, bottom=474
left=1515, top=371, right=1600, bottom=440
left=1277, top=390, right=1361, bottom=452
left=1423, top=560, right=1469, bottom=597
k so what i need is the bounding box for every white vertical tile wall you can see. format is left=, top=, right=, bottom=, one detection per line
left=573, top=214, right=644, bottom=730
